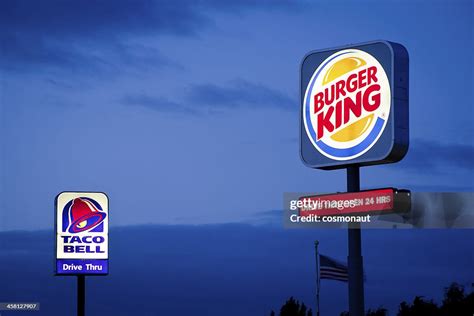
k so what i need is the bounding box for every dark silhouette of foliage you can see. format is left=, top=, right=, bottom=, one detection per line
left=340, top=307, right=386, bottom=316
left=270, top=297, right=313, bottom=316
left=366, top=307, right=388, bottom=316
left=276, top=282, right=473, bottom=316
left=398, top=296, right=440, bottom=316
left=439, top=283, right=474, bottom=316
left=342, top=282, right=473, bottom=316
left=397, top=282, right=474, bottom=316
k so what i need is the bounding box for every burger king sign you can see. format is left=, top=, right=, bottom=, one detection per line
left=301, top=41, right=409, bottom=169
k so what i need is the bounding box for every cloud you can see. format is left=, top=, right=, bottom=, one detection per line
left=0, top=225, right=472, bottom=315
left=0, top=31, right=182, bottom=76
left=0, top=0, right=208, bottom=39
left=0, top=0, right=301, bottom=72
left=0, top=1, right=200, bottom=72
left=398, top=139, right=474, bottom=172
left=245, top=209, right=283, bottom=226
left=189, top=79, right=295, bottom=110
left=121, top=94, right=197, bottom=115
left=0, top=0, right=298, bottom=39
left=121, top=79, right=296, bottom=113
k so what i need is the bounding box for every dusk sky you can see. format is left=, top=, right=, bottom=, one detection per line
left=1, top=0, right=472, bottom=230
left=0, top=1, right=473, bottom=315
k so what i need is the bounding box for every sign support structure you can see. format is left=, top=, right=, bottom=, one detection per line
left=314, top=241, right=321, bottom=316
left=77, top=275, right=85, bottom=316
left=55, top=191, right=109, bottom=316
left=300, top=41, right=409, bottom=315
left=347, top=166, right=364, bottom=316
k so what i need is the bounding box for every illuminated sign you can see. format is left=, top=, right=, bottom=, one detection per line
left=301, top=41, right=409, bottom=169
left=298, top=188, right=410, bottom=216
left=55, top=192, right=109, bottom=275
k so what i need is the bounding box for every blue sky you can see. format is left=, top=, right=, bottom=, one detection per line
left=1, top=0, right=473, bottom=230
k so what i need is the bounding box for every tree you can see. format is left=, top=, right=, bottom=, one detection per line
left=366, top=307, right=388, bottom=316
left=299, top=303, right=308, bottom=316
left=280, top=297, right=300, bottom=316
left=464, top=291, right=474, bottom=314
left=397, top=296, right=440, bottom=316
left=270, top=297, right=313, bottom=316
left=339, top=309, right=387, bottom=316
left=395, top=282, right=474, bottom=316
left=440, top=283, right=473, bottom=316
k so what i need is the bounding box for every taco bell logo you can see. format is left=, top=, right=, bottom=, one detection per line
left=62, top=198, right=107, bottom=234
left=56, top=192, right=109, bottom=275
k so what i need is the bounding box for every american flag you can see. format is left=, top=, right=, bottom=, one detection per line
left=319, top=254, right=349, bottom=282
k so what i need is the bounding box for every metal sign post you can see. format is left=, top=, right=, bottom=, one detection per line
left=77, top=275, right=85, bottom=316
left=346, top=166, right=364, bottom=316
left=314, top=241, right=321, bottom=316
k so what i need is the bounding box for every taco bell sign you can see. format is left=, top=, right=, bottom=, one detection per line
left=56, top=192, right=109, bottom=275
left=300, top=40, right=409, bottom=169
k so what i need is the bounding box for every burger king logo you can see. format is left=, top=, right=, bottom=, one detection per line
left=303, top=49, right=391, bottom=160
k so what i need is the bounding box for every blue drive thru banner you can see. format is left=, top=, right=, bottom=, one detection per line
left=55, top=192, right=109, bottom=276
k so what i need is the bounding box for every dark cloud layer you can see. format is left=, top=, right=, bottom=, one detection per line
left=121, top=94, right=195, bottom=114
left=0, top=0, right=298, bottom=37
left=0, top=0, right=204, bottom=37
left=0, top=0, right=300, bottom=71
left=0, top=225, right=472, bottom=315
left=121, top=79, right=296, bottom=113
left=189, top=79, right=295, bottom=110
left=399, top=139, right=474, bottom=172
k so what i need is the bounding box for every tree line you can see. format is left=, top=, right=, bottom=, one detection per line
left=269, top=282, right=473, bottom=316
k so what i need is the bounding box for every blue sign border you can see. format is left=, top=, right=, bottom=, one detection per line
left=54, top=191, right=110, bottom=276
left=300, top=40, right=409, bottom=170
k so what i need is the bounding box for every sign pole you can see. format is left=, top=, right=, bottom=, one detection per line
left=56, top=192, right=109, bottom=316
left=77, top=275, right=85, bottom=316
left=314, top=241, right=321, bottom=316
left=347, top=166, right=364, bottom=316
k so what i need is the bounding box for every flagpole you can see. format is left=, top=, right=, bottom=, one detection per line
left=314, top=241, right=321, bottom=316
